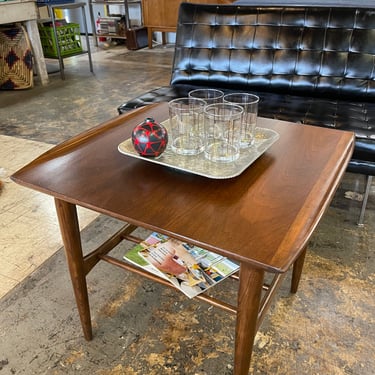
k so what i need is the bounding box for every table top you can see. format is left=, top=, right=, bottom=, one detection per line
left=11, top=103, right=354, bottom=273
left=0, top=0, right=38, bottom=24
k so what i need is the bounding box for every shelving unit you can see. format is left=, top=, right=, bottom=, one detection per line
left=88, top=0, right=142, bottom=47
left=41, top=2, right=93, bottom=80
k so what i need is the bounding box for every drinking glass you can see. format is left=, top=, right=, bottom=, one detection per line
left=188, top=88, right=224, bottom=105
left=223, top=93, right=259, bottom=148
left=168, top=97, right=206, bottom=155
left=203, top=103, right=243, bottom=162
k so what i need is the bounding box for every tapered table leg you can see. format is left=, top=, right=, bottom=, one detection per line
left=234, top=263, right=265, bottom=375
left=55, top=198, right=93, bottom=341
left=291, top=247, right=307, bottom=294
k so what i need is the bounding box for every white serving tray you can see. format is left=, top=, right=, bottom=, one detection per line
left=118, top=127, right=279, bottom=179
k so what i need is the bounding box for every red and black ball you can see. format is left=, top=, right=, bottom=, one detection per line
left=131, top=117, right=168, bottom=157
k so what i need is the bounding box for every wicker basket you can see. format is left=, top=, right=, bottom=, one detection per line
left=0, top=24, right=33, bottom=90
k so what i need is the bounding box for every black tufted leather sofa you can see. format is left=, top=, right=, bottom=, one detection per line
left=118, top=3, right=374, bottom=224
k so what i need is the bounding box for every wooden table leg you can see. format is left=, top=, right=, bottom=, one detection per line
left=24, top=19, right=49, bottom=86
left=234, top=263, right=265, bottom=375
left=147, top=28, right=153, bottom=49
left=291, top=247, right=307, bottom=294
left=161, top=32, right=167, bottom=45
left=54, top=198, right=93, bottom=341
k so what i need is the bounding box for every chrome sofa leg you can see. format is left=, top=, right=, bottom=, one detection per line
left=358, top=175, right=373, bottom=226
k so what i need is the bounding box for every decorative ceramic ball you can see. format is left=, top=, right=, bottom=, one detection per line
left=131, top=117, right=168, bottom=157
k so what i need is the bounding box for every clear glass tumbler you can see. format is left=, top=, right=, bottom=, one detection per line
left=223, top=93, right=259, bottom=148
left=188, top=88, right=224, bottom=105
left=203, top=103, right=243, bottom=163
left=168, top=97, right=206, bottom=155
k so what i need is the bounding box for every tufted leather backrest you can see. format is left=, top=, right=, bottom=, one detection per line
left=171, top=3, right=375, bottom=101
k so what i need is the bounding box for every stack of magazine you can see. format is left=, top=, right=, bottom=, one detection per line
left=123, top=232, right=239, bottom=298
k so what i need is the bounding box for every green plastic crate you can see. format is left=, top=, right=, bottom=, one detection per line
left=38, top=23, right=82, bottom=58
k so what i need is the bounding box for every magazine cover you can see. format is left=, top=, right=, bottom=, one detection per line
left=134, top=235, right=239, bottom=298
left=123, top=232, right=170, bottom=281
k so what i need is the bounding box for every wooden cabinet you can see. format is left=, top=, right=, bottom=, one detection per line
left=142, top=0, right=234, bottom=48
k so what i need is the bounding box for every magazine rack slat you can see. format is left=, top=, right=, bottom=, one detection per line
left=92, top=225, right=291, bottom=319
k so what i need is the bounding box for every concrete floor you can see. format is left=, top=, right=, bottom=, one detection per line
left=0, top=42, right=374, bottom=375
